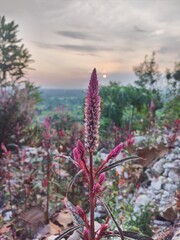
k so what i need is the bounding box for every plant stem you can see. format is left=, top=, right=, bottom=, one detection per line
left=89, top=151, right=95, bottom=240
left=46, top=150, right=50, bottom=223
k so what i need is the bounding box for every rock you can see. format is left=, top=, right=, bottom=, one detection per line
left=48, top=237, right=65, bottom=240
left=145, top=169, right=158, bottom=181
left=168, top=170, right=180, bottom=184
left=95, top=202, right=107, bottom=219
left=154, top=193, right=161, bottom=200
left=172, top=229, right=180, bottom=240
left=172, top=219, right=180, bottom=240
left=163, top=162, right=179, bottom=169
left=159, top=204, right=177, bottom=222
left=151, top=176, right=165, bottom=191
left=67, top=231, right=81, bottom=240
left=134, top=195, right=151, bottom=212
left=156, top=136, right=163, bottom=144
left=166, top=153, right=175, bottom=161
left=167, top=177, right=173, bottom=183
left=134, top=136, right=147, bottom=145
left=116, top=165, right=124, bottom=176
left=124, top=172, right=129, bottom=179
left=99, top=153, right=108, bottom=161
left=163, top=183, right=177, bottom=193
left=161, top=190, right=171, bottom=198
left=163, top=168, right=169, bottom=177
left=25, top=147, right=38, bottom=156
left=152, top=158, right=166, bottom=175
left=2, top=210, right=13, bottom=221
left=153, top=219, right=172, bottom=226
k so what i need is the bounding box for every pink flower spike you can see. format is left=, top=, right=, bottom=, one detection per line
left=99, top=223, right=109, bottom=233
left=43, top=117, right=51, bottom=141
left=98, top=173, right=106, bottom=185
left=83, top=228, right=90, bottom=240
left=107, top=143, right=123, bottom=161
left=1, top=143, right=10, bottom=156
left=93, top=183, right=101, bottom=195
left=126, top=133, right=135, bottom=146
left=76, top=205, right=86, bottom=219
left=76, top=140, right=86, bottom=159
left=85, top=68, right=101, bottom=152
left=73, top=147, right=79, bottom=161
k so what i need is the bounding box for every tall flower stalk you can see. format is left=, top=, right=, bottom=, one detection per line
left=85, top=68, right=101, bottom=239
left=57, top=69, right=138, bottom=240
left=42, top=118, right=51, bottom=223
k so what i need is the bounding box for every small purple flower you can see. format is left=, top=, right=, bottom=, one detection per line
left=85, top=68, right=101, bottom=152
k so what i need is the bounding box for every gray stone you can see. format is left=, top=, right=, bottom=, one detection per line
left=172, top=229, right=180, bottom=240
left=167, top=177, right=173, bottom=183
left=151, top=176, right=166, bottom=191
left=124, top=171, right=129, bottom=179
left=163, top=162, right=179, bottom=169
left=162, top=190, right=170, bottom=197
left=163, top=183, right=177, bottom=194
left=3, top=210, right=13, bottom=221
left=134, top=136, right=147, bottom=145
left=163, top=169, right=169, bottom=177
left=154, top=194, right=161, bottom=200
left=134, top=195, right=151, bottom=212
left=168, top=170, right=180, bottom=184
left=99, top=152, right=108, bottom=160
left=166, top=153, right=175, bottom=161
left=152, top=158, right=166, bottom=175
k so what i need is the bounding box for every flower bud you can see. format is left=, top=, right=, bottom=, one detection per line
left=98, top=173, right=106, bottom=185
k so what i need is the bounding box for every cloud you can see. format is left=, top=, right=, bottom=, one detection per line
left=2, top=0, right=180, bottom=88
left=56, top=30, right=97, bottom=40
left=152, top=29, right=165, bottom=36
left=57, top=44, right=113, bottom=52
left=134, top=26, right=147, bottom=33
left=34, top=41, right=113, bottom=53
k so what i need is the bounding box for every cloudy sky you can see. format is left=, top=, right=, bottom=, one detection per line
left=1, top=0, right=180, bottom=88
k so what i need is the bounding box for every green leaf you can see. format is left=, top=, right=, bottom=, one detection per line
left=54, top=225, right=83, bottom=240
left=66, top=169, right=83, bottom=195
left=101, top=233, right=132, bottom=239
left=97, top=196, right=124, bottom=240
left=123, top=231, right=153, bottom=240
left=64, top=198, right=84, bottom=232
left=98, top=156, right=140, bottom=174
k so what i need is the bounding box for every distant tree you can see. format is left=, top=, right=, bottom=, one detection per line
left=0, top=16, right=41, bottom=148
left=0, top=16, right=32, bottom=84
left=164, top=62, right=180, bottom=124
left=166, top=62, right=180, bottom=94
left=100, top=83, right=150, bottom=128
left=134, top=52, right=163, bottom=122
left=134, top=52, right=161, bottom=92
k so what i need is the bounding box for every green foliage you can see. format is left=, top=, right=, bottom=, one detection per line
left=134, top=51, right=160, bottom=90
left=166, top=62, right=180, bottom=95
left=162, top=95, right=180, bottom=124
left=0, top=16, right=41, bottom=147
left=100, top=83, right=151, bottom=134
left=105, top=189, right=154, bottom=237
left=123, top=203, right=154, bottom=236
left=0, top=16, right=32, bottom=84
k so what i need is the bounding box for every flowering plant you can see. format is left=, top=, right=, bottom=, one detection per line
left=56, top=69, right=138, bottom=240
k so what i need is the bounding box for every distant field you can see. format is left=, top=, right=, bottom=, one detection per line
left=36, top=88, right=86, bottom=121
